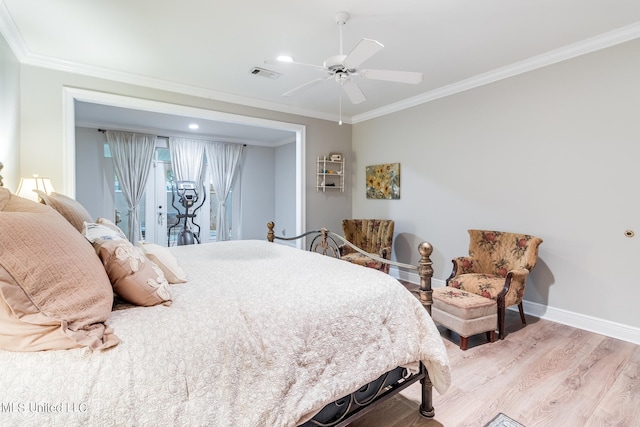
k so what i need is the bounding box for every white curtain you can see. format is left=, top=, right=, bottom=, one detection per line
left=168, top=138, right=206, bottom=183
left=205, top=142, right=245, bottom=241
left=106, top=130, right=156, bottom=243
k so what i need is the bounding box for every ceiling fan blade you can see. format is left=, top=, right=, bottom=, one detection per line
left=264, top=59, right=326, bottom=72
left=342, top=79, right=367, bottom=104
left=343, top=38, right=384, bottom=70
left=358, top=69, right=423, bottom=84
left=282, top=77, right=330, bottom=97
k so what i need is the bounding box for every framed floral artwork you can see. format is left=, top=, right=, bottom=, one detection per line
left=366, top=163, right=400, bottom=199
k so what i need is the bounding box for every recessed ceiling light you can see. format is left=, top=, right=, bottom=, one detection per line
left=276, top=55, right=294, bottom=63
left=188, top=123, right=199, bottom=130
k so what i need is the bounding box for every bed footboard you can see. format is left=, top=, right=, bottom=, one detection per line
left=267, top=222, right=436, bottom=422
left=266, top=221, right=434, bottom=314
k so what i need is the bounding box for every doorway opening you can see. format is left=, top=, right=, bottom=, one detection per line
left=63, top=87, right=306, bottom=247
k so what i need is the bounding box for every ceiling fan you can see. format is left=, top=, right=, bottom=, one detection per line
left=267, top=11, right=423, bottom=124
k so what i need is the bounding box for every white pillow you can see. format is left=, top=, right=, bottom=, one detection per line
left=137, top=242, right=188, bottom=284
left=83, top=222, right=127, bottom=243
left=96, top=217, right=127, bottom=237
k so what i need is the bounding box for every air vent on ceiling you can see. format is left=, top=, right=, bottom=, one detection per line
left=250, top=67, right=281, bottom=79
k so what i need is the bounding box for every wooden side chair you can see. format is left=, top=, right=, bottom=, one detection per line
left=446, top=229, right=543, bottom=339
left=340, top=219, right=395, bottom=273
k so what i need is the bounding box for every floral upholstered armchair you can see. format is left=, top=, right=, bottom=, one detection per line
left=446, top=230, right=543, bottom=339
left=340, top=219, right=395, bottom=274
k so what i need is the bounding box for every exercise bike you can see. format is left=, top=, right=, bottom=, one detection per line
left=168, top=180, right=206, bottom=246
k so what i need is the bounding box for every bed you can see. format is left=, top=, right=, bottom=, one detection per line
left=0, top=186, right=450, bottom=427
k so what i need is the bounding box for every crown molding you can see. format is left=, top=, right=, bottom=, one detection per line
left=2, top=2, right=638, bottom=125
left=0, top=0, right=27, bottom=58
left=24, top=51, right=342, bottom=123
left=0, top=2, right=340, bottom=124
left=352, top=21, right=640, bottom=124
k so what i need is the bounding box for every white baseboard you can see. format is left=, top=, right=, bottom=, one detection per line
left=390, top=267, right=640, bottom=346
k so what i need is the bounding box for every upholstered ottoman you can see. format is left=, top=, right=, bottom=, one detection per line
left=431, top=287, right=497, bottom=350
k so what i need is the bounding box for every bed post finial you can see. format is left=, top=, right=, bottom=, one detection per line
left=418, top=242, right=434, bottom=315
left=267, top=221, right=275, bottom=242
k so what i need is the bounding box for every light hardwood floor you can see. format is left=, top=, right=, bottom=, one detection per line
left=349, top=285, right=640, bottom=427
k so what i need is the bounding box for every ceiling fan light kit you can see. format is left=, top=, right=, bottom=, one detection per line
left=270, top=11, right=423, bottom=124
left=276, top=55, right=294, bottom=63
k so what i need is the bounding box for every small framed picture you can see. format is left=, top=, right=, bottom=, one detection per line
left=329, top=153, right=342, bottom=162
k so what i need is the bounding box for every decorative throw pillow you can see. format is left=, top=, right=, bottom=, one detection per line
left=137, top=242, right=188, bottom=284
left=83, top=221, right=127, bottom=243
left=96, top=217, right=127, bottom=239
left=0, top=188, right=119, bottom=351
left=94, top=239, right=172, bottom=307
left=35, top=190, right=93, bottom=233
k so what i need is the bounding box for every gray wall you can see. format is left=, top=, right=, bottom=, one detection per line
left=75, top=126, right=107, bottom=219
left=352, top=39, right=640, bottom=330
left=240, top=144, right=276, bottom=240
left=0, top=32, right=20, bottom=190
left=274, top=142, right=296, bottom=240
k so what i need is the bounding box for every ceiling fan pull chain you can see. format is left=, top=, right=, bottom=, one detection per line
left=338, top=88, right=343, bottom=126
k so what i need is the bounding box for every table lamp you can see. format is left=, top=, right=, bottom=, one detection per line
left=16, top=175, right=56, bottom=202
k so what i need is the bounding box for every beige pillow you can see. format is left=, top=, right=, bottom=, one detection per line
left=137, top=242, right=188, bottom=284
left=94, top=239, right=172, bottom=307
left=0, top=272, right=82, bottom=351
left=0, top=188, right=119, bottom=351
left=36, top=191, right=94, bottom=232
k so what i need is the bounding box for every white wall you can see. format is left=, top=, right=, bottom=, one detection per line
left=0, top=31, right=19, bottom=190
left=352, top=39, right=640, bottom=333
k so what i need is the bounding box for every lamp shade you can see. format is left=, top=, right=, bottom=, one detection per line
left=16, top=176, right=56, bottom=202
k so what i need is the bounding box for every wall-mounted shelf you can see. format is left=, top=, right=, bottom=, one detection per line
left=316, top=156, right=345, bottom=192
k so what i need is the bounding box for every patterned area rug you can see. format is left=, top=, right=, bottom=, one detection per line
left=484, top=413, right=525, bottom=427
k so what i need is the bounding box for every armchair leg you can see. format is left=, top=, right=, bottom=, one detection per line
left=497, top=299, right=506, bottom=340
left=486, top=330, right=495, bottom=343
left=518, top=302, right=527, bottom=325
left=459, top=336, right=469, bottom=351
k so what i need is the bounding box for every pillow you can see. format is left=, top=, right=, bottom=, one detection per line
left=83, top=222, right=127, bottom=243
left=0, top=188, right=119, bottom=351
left=35, top=191, right=93, bottom=233
left=0, top=272, right=82, bottom=351
left=94, top=239, right=172, bottom=307
left=96, top=217, right=127, bottom=239
left=137, top=242, right=188, bottom=284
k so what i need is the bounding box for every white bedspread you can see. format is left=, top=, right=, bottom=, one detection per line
left=0, top=240, right=450, bottom=427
